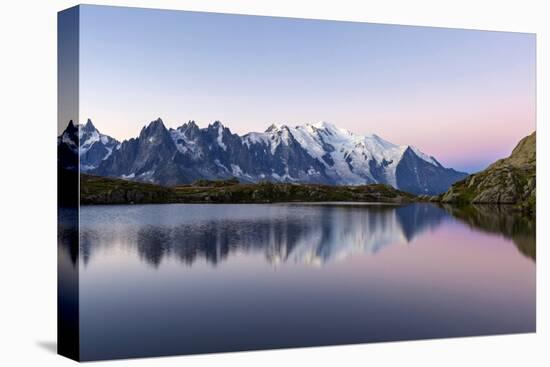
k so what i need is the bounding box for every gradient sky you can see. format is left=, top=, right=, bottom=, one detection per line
left=74, top=5, right=535, bottom=173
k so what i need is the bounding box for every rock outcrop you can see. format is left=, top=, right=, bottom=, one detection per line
left=440, top=132, right=535, bottom=213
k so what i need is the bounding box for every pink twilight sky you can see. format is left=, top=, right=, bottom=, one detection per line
left=72, top=6, right=536, bottom=173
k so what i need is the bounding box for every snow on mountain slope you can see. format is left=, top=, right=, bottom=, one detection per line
left=79, top=119, right=115, bottom=153
left=56, top=118, right=468, bottom=195
left=57, top=119, right=120, bottom=172
left=242, top=121, right=439, bottom=187
left=78, top=119, right=119, bottom=171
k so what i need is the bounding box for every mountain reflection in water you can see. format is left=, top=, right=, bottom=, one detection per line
left=59, top=203, right=536, bottom=269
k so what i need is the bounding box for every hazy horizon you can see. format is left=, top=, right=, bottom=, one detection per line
left=61, top=5, right=536, bottom=173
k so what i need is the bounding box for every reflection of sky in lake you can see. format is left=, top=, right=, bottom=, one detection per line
left=62, top=203, right=535, bottom=361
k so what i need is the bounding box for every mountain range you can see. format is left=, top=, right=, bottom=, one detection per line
left=58, top=118, right=467, bottom=195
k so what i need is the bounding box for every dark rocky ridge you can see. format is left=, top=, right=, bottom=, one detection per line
left=57, top=120, right=79, bottom=171
left=396, top=147, right=466, bottom=195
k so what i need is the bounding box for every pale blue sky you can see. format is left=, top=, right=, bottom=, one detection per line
left=74, top=5, right=536, bottom=173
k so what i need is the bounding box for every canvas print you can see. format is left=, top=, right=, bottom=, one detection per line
left=58, top=5, right=536, bottom=362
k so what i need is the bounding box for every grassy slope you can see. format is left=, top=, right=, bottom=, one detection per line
left=174, top=180, right=414, bottom=203
left=80, top=174, right=177, bottom=204
left=80, top=175, right=415, bottom=205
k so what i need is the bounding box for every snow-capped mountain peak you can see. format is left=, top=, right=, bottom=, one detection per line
left=59, top=118, right=467, bottom=194
left=208, top=121, right=227, bottom=151
left=81, top=118, right=96, bottom=132
left=242, top=121, right=436, bottom=187
left=58, top=120, right=79, bottom=153
left=73, top=119, right=120, bottom=171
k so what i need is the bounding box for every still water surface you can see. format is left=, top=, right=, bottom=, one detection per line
left=60, top=203, right=535, bottom=360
